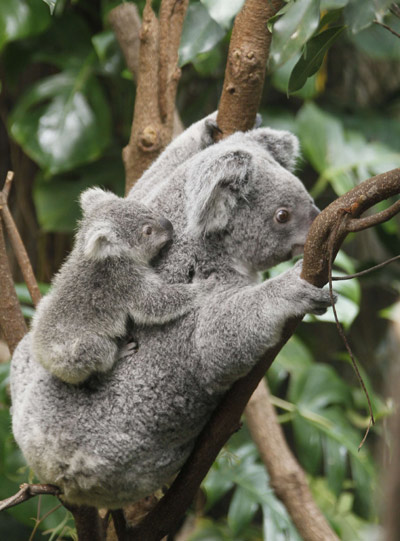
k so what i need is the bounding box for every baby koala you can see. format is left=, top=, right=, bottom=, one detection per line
left=31, top=188, right=193, bottom=384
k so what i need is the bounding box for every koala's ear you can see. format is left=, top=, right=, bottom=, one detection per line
left=185, top=150, right=252, bottom=236
left=83, top=224, right=120, bottom=260
left=245, top=128, right=300, bottom=172
left=80, top=188, right=116, bottom=215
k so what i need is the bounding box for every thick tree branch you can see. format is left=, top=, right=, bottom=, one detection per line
left=216, top=0, right=284, bottom=138
left=119, top=0, right=188, bottom=193
left=128, top=169, right=400, bottom=541
left=245, top=380, right=339, bottom=541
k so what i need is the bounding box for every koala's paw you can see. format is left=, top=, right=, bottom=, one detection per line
left=118, top=340, right=138, bottom=360
left=287, top=260, right=336, bottom=316
left=204, top=116, right=221, bottom=142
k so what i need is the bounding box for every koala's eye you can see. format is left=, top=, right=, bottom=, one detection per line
left=274, top=208, right=290, bottom=224
left=143, top=225, right=153, bottom=236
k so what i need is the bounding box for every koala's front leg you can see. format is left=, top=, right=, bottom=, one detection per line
left=128, top=279, right=195, bottom=325
left=195, top=262, right=333, bottom=392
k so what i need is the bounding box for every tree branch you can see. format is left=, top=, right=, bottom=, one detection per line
left=119, top=0, right=188, bottom=193
left=128, top=169, right=400, bottom=541
left=0, top=483, right=61, bottom=512
left=216, top=0, right=284, bottom=138
left=245, top=379, right=339, bottom=541
left=0, top=172, right=41, bottom=307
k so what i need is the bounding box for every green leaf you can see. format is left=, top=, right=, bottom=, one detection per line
left=324, top=437, right=347, bottom=496
left=200, top=0, right=245, bottom=29
left=351, top=15, right=400, bottom=60
left=321, top=0, right=348, bottom=7
left=0, top=0, right=51, bottom=52
left=288, top=26, right=345, bottom=93
left=227, top=486, right=258, bottom=535
left=344, top=0, right=392, bottom=34
left=269, top=0, right=321, bottom=68
left=179, top=3, right=225, bottom=66
left=9, top=66, right=111, bottom=175
left=292, top=416, right=323, bottom=474
left=34, top=155, right=124, bottom=232
left=271, top=53, right=320, bottom=99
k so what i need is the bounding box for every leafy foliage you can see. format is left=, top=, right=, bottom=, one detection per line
left=1, top=0, right=399, bottom=539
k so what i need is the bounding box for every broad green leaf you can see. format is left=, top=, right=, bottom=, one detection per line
left=34, top=155, right=124, bottom=232
left=200, top=0, right=245, bottom=29
left=227, top=486, right=258, bottom=535
left=324, top=437, right=347, bottom=495
left=351, top=16, right=400, bottom=60
left=0, top=0, right=51, bottom=51
left=271, top=53, right=320, bottom=99
left=92, top=30, right=124, bottom=76
left=269, top=336, right=313, bottom=391
left=262, top=502, right=303, bottom=541
left=292, top=416, right=323, bottom=473
left=289, top=26, right=345, bottom=93
left=179, top=3, right=225, bottom=66
left=269, top=0, right=321, bottom=68
left=9, top=68, right=111, bottom=175
left=344, top=0, right=392, bottom=34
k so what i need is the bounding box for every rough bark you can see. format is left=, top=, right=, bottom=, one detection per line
left=245, top=380, right=339, bottom=541
left=216, top=0, right=284, bottom=137
left=120, top=0, right=188, bottom=193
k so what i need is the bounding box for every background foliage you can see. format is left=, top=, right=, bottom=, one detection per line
left=1, top=0, right=399, bottom=539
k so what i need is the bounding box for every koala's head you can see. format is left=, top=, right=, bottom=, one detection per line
left=185, top=128, right=319, bottom=271
left=78, top=188, right=173, bottom=264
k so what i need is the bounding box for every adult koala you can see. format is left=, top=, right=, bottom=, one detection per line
left=10, top=114, right=332, bottom=509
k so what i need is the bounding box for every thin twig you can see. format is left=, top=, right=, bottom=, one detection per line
left=0, top=483, right=61, bottom=512
left=332, top=254, right=400, bottom=280
left=346, top=198, right=400, bottom=232
left=0, top=171, right=41, bottom=306
left=328, top=211, right=374, bottom=450
left=374, top=19, right=400, bottom=39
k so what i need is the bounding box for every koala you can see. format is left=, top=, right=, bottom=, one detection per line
left=10, top=114, right=333, bottom=509
left=31, top=187, right=194, bottom=384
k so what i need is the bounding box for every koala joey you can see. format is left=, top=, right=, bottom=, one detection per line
left=31, top=188, right=194, bottom=384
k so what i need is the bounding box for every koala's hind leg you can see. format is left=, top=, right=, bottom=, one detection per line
left=45, top=335, right=118, bottom=384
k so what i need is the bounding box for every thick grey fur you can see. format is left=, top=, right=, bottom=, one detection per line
left=10, top=113, right=333, bottom=509
left=31, top=188, right=194, bottom=384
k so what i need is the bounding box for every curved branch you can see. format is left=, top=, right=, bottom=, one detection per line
left=346, top=197, right=400, bottom=232
left=128, top=168, right=400, bottom=541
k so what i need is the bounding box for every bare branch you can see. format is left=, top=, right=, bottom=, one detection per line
left=374, top=19, right=400, bottom=39
left=0, top=172, right=41, bottom=307
left=346, top=197, right=400, bottom=232
left=245, top=380, right=339, bottom=541
left=109, top=3, right=141, bottom=77
left=0, top=483, right=61, bottom=512
left=216, top=0, right=284, bottom=138
left=332, top=254, right=400, bottom=280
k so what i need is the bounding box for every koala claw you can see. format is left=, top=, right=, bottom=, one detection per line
left=118, top=341, right=138, bottom=360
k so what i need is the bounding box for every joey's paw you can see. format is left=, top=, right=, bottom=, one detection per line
left=204, top=117, right=221, bottom=141
left=118, top=341, right=138, bottom=360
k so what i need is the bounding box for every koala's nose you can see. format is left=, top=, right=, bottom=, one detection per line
left=310, top=204, right=320, bottom=222
left=159, top=217, right=173, bottom=233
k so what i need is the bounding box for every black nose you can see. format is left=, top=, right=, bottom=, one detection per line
left=159, top=217, right=173, bottom=233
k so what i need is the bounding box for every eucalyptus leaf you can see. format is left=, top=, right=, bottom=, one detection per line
left=0, top=0, right=51, bottom=51
left=269, top=0, right=321, bottom=68
left=200, top=0, right=245, bottom=29
left=9, top=68, right=111, bottom=175
left=179, top=3, right=225, bottom=66
left=344, top=0, right=392, bottom=34
left=289, top=26, right=345, bottom=93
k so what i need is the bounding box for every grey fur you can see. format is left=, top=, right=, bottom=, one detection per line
left=10, top=115, right=333, bottom=509
left=31, top=188, right=194, bottom=384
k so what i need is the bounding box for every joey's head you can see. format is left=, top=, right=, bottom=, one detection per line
left=78, top=188, right=173, bottom=263
left=184, top=128, right=319, bottom=272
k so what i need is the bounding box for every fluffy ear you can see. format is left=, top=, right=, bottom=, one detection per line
left=244, top=128, right=300, bottom=172
left=185, top=150, right=252, bottom=236
left=83, top=224, right=121, bottom=260
left=80, top=188, right=116, bottom=215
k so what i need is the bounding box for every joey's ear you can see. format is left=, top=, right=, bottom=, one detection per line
left=245, top=128, right=300, bottom=172
left=83, top=224, right=120, bottom=260
left=80, top=188, right=116, bottom=215
left=185, top=150, right=252, bottom=236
